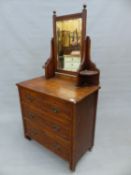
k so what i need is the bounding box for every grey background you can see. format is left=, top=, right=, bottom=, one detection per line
left=0, top=0, right=131, bottom=174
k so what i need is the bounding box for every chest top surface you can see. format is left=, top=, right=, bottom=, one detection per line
left=17, top=76, right=99, bottom=103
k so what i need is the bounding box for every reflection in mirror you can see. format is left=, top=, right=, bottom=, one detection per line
left=56, top=18, right=82, bottom=72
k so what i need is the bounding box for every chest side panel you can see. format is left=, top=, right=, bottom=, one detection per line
left=73, top=91, right=98, bottom=164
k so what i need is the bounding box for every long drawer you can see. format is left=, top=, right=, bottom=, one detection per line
left=23, top=104, right=71, bottom=141
left=25, top=121, right=70, bottom=160
left=19, top=87, right=72, bottom=122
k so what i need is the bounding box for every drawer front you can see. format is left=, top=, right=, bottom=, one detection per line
left=25, top=121, right=70, bottom=160
left=20, top=88, right=72, bottom=122
left=23, top=105, right=71, bottom=141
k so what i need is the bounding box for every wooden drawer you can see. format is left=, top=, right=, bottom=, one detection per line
left=25, top=121, right=70, bottom=160
left=23, top=104, right=71, bottom=141
left=20, top=88, right=72, bottom=122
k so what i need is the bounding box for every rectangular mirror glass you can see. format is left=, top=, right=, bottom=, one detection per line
left=56, top=18, right=82, bottom=72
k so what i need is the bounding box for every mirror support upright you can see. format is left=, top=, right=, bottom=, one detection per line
left=43, top=38, right=55, bottom=79
left=76, top=36, right=100, bottom=86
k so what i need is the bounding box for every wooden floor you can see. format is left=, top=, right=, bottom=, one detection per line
left=0, top=0, right=131, bottom=174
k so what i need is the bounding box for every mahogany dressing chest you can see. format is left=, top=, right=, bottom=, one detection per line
left=17, top=5, right=100, bottom=171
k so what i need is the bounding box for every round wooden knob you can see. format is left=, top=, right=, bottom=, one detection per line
left=29, top=112, right=35, bottom=119
left=52, top=125, right=60, bottom=132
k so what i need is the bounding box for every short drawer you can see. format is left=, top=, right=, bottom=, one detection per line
left=23, top=105, right=71, bottom=141
left=25, top=121, right=70, bottom=160
left=19, top=88, right=72, bottom=122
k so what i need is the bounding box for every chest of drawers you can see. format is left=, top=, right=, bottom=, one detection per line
left=64, top=55, right=81, bottom=71
left=17, top=76, right=99, bottom=171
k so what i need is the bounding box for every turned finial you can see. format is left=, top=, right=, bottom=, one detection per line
left=53, top=11, right=56, bottom=15
left=83, top=4, right=87, bottom=9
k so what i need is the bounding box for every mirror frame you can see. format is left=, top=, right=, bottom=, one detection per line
left=53, top=6, right=87, bottom=75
